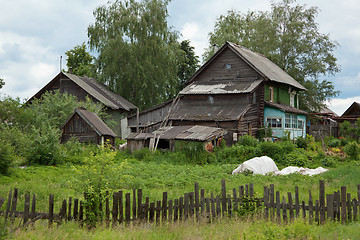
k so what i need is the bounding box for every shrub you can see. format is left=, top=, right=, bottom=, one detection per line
left=258, top=141, right=285, bottom=164
left=237, top=135, right=259, bottom=147
left=279, top=140, right=296, bottom=154
left=343, top=141, right=360, bottom=160
left=328, top=138, right=341, bottom=148
left=285, top=150, right=308, bottom=167
left=0, top=140, right=14, bottom=175
left=295, top=137, right=308, bottom=149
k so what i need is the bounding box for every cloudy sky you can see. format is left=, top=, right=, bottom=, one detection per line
left=0, top=0, right=359, bottom=115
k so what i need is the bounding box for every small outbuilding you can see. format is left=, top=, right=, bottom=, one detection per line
left=61, top=108, right=116, bottom=146
left=126, top=125, right=227, bottom=152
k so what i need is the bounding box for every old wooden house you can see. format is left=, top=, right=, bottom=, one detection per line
left=335, top=102, right=360, bottom=123
left=308, top=106, right=339, bottom=139
left=61, top=108, right=116, bottom=146
left=27, top=71, right=138, bottom=138
left=129, top=42, right=307, bottom=144
left=126, top=125, right=226, bottom=152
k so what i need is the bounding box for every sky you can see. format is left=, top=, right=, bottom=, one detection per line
left=0, top=0, right=359, bottom=115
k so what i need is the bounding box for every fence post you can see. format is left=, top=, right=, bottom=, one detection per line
left=68, top=197, right=72, bottom=221
left=270, top=184, right=275, bottom=221
left=4, top=189, right=12, bottom=221
left=79, top=201, right=84, bottom=227
left=263, top=186, right=269, bottom=220
left=352, top=198, right=357, bottom=221
left=156, top=201, right=161, bottom=225
left=119, top=191, right=123, bottom=224
left=341, top=186, right=347, bottom=224
left=221, top=179, right=227, bottom=216
left=174, top=199, right=178, bottom=222
left=168, top=200, right=173, bottom=223
left=308, top=190, right=313, bottom=223
left=200, top=189, right=205, bottom=218
left=73, top=198, right=79, bottom=221
left=184, top=193, right=189, bottom=220
left=105, top=191, right=109, bottom=227
left=327, top=194, right=334, bottom=221
left=195, top=183, right=200, bottom=220
left=295, top=186, right=300, bottom=218
left=319, top=180, right=325, bottom=224
left=149, top=202, right=155, bottom=222
left=347, top=193, right=352, bottom=222
left=23, top=193, right=30, bottom=226
left=10, top=188, right=18, bottom=223
left=282, top=196, right=287, bottom=224
left=112, top=192, right=119, bottom=227
left=137, top=189, right=142, bottom=220
left=125, top=193, right=131, bottom=224
left=132, top=189, right=136, bottom=222
left=288, top=192, right=294, bottom=222
left=31, top=194, right=36, bottom=224
left=276, top=191, right=281, bottom=223
left=162, top=192, right=168, bottom=221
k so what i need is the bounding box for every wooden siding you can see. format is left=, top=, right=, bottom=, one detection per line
left=194, top=48, right=261, bottom=82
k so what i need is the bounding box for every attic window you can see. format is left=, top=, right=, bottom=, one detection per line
left=225, top=63, right=232, bottom=69
left=209, top=96, right=214, bottom=104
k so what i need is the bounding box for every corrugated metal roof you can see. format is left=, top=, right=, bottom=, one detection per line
left=180, top=80, right=262, bottom=95
left=127, top=125, right=227, bottom=142
left=170, top=103, right=249, bottom=121
left=64, top=72, right=137, bottom=111
left=228, top=42, right=306, bottom=90
left=265, top=101, right=308, bottom=115
left=75, top=108, right=116, bottom=137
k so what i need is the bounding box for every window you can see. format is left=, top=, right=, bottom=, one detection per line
left=285, top=114, right=303, bottom=129
left=252, top=92, right=256, bottom=104
left=266, top=118, right=282, bottom=128
left=298, top=120, right=304, bottom=129
left=285, top=114, right=291, bottom=128
left=208, top=96, right=214, bottom=104
left=269, top=86, right=274, bottom=102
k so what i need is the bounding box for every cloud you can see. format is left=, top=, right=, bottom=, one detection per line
left=328, top=96, right=360, bottom=116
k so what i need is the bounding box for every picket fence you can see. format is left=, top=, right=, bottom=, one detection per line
left=1, top=180, right=360, bottom=228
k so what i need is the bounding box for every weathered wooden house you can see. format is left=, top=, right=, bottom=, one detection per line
left=335, top=102, right=360, bottom=123
left=128, top=42, right=307, bottom=144
left=61, top=108, right=116, bottom=146
left=308, top=106, right=339, bottom=139
left=126, top=125, right=226, bottom=152
left=27, top=71, right=138, bottom=138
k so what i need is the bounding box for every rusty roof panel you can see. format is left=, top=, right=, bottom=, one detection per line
left=180, top=80, right=262, bottom=95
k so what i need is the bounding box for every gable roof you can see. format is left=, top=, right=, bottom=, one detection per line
left=341, top=102, right=360, bottom=117
left=187, top=42, right=306, bottom=91
left=63, top=108, right=116, bottom=137
left=27, top=72, right=137, bottom=111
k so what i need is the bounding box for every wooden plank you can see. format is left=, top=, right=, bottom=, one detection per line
left=227, top=194, right=232, bottom=217
left=334, top=190, right=341, bottom=222
left=315, top=200, right=319, bottom=224
left=288, top=192, right=294, bottom=222
left=125, top=193, right=131, bottom=224
left=270, top=184, right=275, bottom=221
left=156, top=201, right=161, bottom=225
left=174, top=199, right=179, bottom=222
left=68, top=197, right=72, bottom=221
left=132, top=189, right=136, bottom=221
left=79, top=201, right=84, bottom=227
left=48, top=194, right=54, bottom=227
left=302, top=201, right=306, bottom=219
left=308, top=190, right=313, bottom=223
left=205, top=197, right=210, bottom=221
left=119, top=191, right=123, bottom=224
left=249, top=183, right=254, bottom=198
left=179, top=197, right=183, bottom=221
left=216, top=195, right=221, bottom=217
left=168, top=200, right=173, bottom=223
left=221, top=179, right=227, bottom=216
left=239, top=186, right=244, bottom=200
left=263, top=186, right=269, bottom=220
left=341, top=186, right=347, bottom=224
left=23, top=193, right=30, bottom=226
left=195, top=183, right=200, bottom=219
left=184, top=193, right=189, bottom=220
left=352, top=198, right=357, bottom=221
left=5, top=189, right=12, bottom=220
left=162, top=192, right=168, bottom=221
left=31, top=194, right=36, bottom=222
left=295, top=186, right=300, bottom=218
left=245, top=184, right=249, bottom=197
left=144, top=197, right=149, bottom=222
left=347, top=193, right=352, bottom=222
left=189, top=192, right=194, bottom=217
left=319, top=180, right=325, bottom=224
left=327, top=194, right=334, bottom=221
left=282, top=196, right=287, bottom=224
left=73, top=198, right=79, bottom=221
left=201, top=189, right=205, bottom=217
left=105, top=191, right=109, bottom=226
left=149, top=202, right=155, bottom=222
left=137, top=189, right=143, bottom=220
left=61, top=199, right=67, bottom=223
left=10, top=188, right=18, bottom=223
left=233, top=188, right=238, bottom=214
left=112, top=192, right=119, bottom=226
left=276, top=191, right=281, bottom=224
left=211, top=194, right=216, bottom=220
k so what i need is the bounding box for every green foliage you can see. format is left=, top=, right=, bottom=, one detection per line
left=88, top=0, right=181, bottom=110
left=339, top=121, right=354, bottom=139
left=65, top=42, right=96, bottom=77
left=205, top=0, right=340, bottom=111
left=285, top=149, right=308, bottom=167
left=295, top=136, right=308, bottom=149
left=0, top=218, right=8, bottom=240
left=25, top=125, right=62, bottom=166
left=0, top=78, right=4, bottom=89
left=327, top=138, right=341, bottom=148
left=74, top=147, right=127, bottom=228
left=343, top=141, right=360, bottom=160
left=235, top=195, right=262, bottom=217
left=177, top=40, right=200, bottom=91
left=236, top=135, right=259, bottom=147
left=0, top=139, right=14, bottom=175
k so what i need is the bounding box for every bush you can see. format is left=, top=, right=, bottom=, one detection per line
left=258, top=141, right=285, bottom=164
left=328, top=138, right=341, bottom=148
left=295, top=137, right=308, bottom=149
left=0, top=140, right=14, bottom=175
left=236, top=135, right=259, bottom=147
left=285, top=150, right=308, bottom=167
left=279, top=140, right=296, bottom=154
left=343, top=141, right=360, bottom=160
left=215, top=145, right=258, bottom=164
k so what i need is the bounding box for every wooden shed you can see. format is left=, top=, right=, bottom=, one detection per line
left=61, top=108, right=116, bottom=146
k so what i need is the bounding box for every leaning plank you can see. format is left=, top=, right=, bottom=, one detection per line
left=10, top=188, right=18, bottom=223
left=23, top=193, right=30, bottom=226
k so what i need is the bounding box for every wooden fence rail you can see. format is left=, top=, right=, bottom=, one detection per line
left=1, top=180, right=360, bottom=227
